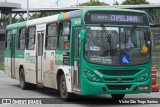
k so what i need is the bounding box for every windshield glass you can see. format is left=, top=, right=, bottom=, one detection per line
left=84, top=26, right=150, bottom=66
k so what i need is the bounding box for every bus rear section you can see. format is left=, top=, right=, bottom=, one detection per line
left=4, top=22, right=27, bottom=79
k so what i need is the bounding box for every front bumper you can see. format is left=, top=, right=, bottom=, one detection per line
left=81, top=78, right=151, bottom=95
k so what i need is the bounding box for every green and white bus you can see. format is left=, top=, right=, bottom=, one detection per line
left=4, top=8, right=152, bottom=100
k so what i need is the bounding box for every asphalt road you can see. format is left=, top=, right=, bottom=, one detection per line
left=0, top=70, right=160, bottom=107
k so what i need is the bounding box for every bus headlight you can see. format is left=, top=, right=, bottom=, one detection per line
left=93, top=77, right=98, bottom=81
left=137, top=72, right=150, bottom=82
left=88, top=72, right=92, bottom=76
left=145, top=72, right=149, bottom=77
left=141, top=46, right=148, bottom=55
left=138, top=76, right=146, bottom=82
left=140, top=76, right=145, bottom=81
left=84, top=69, right=101, bottom=82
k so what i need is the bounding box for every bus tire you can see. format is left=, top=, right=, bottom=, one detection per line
left=111, top=94, right=125, bottom=100
left=60, top=74, right=71, bottom=101
left=19, top=68, right=28, bottom=90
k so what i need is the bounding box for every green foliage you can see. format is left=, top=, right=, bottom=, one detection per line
left=0, top=17, right=8, bottom=22
left=157, top=76, right=160, bottom=85
left=29, top=12, right=56, bottom=20
left=122, top=0, right=149, bottom=5
left=29, top=13, right=41, bottom=20
left=113, top=1, right=119, bottom=5
left=0, top=63, right=3, bottom=70
left=0, top=16, right=26, bottom=24
left=79, top=0, right=108, bottom=6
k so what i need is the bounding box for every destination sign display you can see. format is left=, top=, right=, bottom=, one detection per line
left=85, top=11, right=148, bottom=25
left=91, top=14, right=143, bottom=23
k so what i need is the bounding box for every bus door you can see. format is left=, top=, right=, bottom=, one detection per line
left=11, top=33, right=16, bottom=78
left=73, top=27, right=81, bottom=91
left=37, top=31, right=44, bottom=84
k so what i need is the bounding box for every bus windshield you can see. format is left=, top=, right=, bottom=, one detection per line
left=84, top=26, right=150, bottom=66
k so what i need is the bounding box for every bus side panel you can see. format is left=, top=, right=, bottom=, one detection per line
left=55, top=51, right=72, bottom=92
left=43, top=50, right=56, bottom=88
left=24, top=50, right=36, bottom=84
left=15, top=59, right=24, bottom=80
left=15, top=49, right=25, bottom=80
left=4, top=51, right=11, bottom=77
left=55, top=65, right=72, bottom=92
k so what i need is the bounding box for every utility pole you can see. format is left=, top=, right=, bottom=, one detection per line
left=77, top=0, right=78, bottom=6
left=27, top=0, right=29, bottom=21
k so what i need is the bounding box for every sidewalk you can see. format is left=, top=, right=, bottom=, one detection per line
left=0, top=70, right=8, bottom=78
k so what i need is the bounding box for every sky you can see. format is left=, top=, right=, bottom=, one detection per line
left=1, top=0, right=160, bottom=8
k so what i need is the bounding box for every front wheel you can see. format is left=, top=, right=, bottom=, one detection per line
left=111, top=94, right=125, bottom=100
left=19, top=68, right=28, bottom=90
left=60, top=74, right=72, bottom=101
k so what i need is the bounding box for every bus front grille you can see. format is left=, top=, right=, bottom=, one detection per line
left=103, top=78, right=135, bottom=82
left=99, top=70, right=140, bottom=76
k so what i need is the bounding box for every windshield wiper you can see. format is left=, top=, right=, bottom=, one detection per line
left=100, top=24, right=113, bottom=56
left=129, top=24, right=137, bottom=36
left=100, top=24, right=111, bottom=43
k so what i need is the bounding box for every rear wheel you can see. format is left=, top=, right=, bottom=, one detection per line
left=111, top=94, right=125, bottom=100
left=19, top=68, right=28, bottom=90
left=60, top=74, right=71, bottom=101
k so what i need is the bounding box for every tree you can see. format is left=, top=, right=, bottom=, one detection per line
left=122, top=0, right=149, bottom=5
left=29, top=13, right=41, bottom=20
left=79, top=0, right=108, bottom=6
left=29, top=12, right=55, bottom=20
left=113, top=1, right=119, bottom=5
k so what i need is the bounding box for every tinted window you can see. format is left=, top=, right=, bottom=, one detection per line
left=46, top=23, right=57, bottom=50
left=58, top=22, right=70, bottom=50
left=5, top=31, right=11, bottom=49
left=26, top=27, right=36, bottom=50
left=17, top=28, right=26, bottom=49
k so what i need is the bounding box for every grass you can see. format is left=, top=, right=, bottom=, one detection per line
left=156, top=76, right=160, bottom=85
left=157, top=66, right=160, bottom=76
left=0, top=63, right=3, bottom=70
left=156, top=64, right=160, bottom=85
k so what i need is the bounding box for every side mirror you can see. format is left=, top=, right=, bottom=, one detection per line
left=80, top=30, right=87, bottom=42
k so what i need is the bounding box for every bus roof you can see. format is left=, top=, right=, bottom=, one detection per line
left=6, top=8, right=147, bottom=30
left=57, top=8, right=147, bottom=21
left=57, top=10, right=82, bottom=21
left=81, top=7, right=147, bottom=14
left=6, top=21, right=27, bottom=30
left=27, top=14, right=59, bottom=26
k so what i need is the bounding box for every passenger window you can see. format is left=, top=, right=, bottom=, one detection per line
left=5, top=31, right=11, bottom=49
left=46, top=23, right=57, bottom=50
left=17, top=28, right=26, bottom=49
left=58, top=21, right=70, bottom=50
left=26, top=27, right=36, bottom=50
